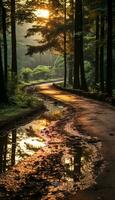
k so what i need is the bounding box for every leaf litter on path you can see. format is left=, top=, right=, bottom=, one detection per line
left=0, top=96, right=104, bottom=200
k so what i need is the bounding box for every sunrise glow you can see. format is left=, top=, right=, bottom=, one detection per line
left=34, top=9, right=49, bottom=18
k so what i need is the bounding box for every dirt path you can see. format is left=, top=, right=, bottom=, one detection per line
left=0, top=83, right=115, bottom=200
left=36, top=83, right=115, bottom=200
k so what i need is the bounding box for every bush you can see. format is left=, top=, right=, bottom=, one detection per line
left=9, top=89, right=42, bottom=108
left=32, top=65, right=52, bottom=80
left=20, top=67, right=33, bottom=82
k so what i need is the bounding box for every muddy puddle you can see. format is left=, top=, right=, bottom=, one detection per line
left=0, top=99, right=104, bottom=199
left=36, top=138, right=103, bottom=199
left=0, top=100, right=65, bottom=173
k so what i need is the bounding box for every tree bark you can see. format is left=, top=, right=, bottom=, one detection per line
left=63, top=0, right=67, bottom=87
left=1, top=2, right=8, bottom=86
left=74, top=0, right=88, bottom=90
left=73, top=0, right=80, bottom=89
left=106, top=0, right=112, bottom=96
left=11, top=0, right=17, bottom=83
left=68, top=0, right=74, bottom=85
left=95, top=16, right=100, bottom=84
left=100, top=15, right=104, bottom=93
left=79, top=0, right=88, bottom=91
left=68, top=55, right=73, bottom=85
left=0, top=40, right=7, bottom=103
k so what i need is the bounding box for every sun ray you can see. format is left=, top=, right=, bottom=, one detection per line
left=34, top=9, right=49, bottom=18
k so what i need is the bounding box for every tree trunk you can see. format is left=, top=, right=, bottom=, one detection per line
left=73, top=0, right=80, bottom=89
left=74, top=0, right=87, bottom=90
left=106, top=0, right=112, bottom=96
left=100, top=15, right=104, bottom=93
left=1, top=2, right=8, bottom=86
left=79, top=0, right=88, bottom=91
left=0, top=40, right=7, bottom=104
left=95, top=16, right=100, bottom=84
left=68, top=55, right=73, bottom=85
left=80, top=36, right=88, bottom=91
left=11, top=0, right=17, bottom=83
left=63, top=0, right=67, bottom=87
left=68, top=0, right=74, bottom=85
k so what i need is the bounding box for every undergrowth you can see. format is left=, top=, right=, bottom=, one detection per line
left=0, top=85, right=44, bottom=122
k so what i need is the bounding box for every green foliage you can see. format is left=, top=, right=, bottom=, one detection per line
left=20, top=65, right=58, bottom=82
left=32, top=65, right=52, bottom=80
left=33, top=65, right=51, bottom=74
left=54, top=56, right=64, bottom=67
left=84, top=60, right=94, bottom=86
left=53, top=56, right=64, bottom=76
left=20, top=67, right=33, bottom=82
left=9, top=87, right=42, bottom=108
left=0, top=106, right=25, bottom=121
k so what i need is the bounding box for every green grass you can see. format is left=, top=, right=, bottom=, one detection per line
left=0, top=106, right=29, bottom=121
left=0, top=102, right=44, bottom=123
left=0, top=88, right=44, bottom=123
left=20, top=78, right=63, bottom=87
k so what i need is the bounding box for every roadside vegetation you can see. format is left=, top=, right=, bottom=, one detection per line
left=0, top=86, right=44, bottom=124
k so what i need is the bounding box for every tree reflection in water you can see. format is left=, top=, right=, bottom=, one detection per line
left=0, top=100, right=65, bottom=174
left=11, top=129, right=16, bottom=166
left=0, top=133, right=8, bottom=173
left=0, top=127, right=46, bottom=173
left=0, top=130, right=18, bottom=173
left=61, top=140, right=102, bottom=191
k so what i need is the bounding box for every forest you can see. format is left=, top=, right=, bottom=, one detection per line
left=0, top=0, right=115, bottom=200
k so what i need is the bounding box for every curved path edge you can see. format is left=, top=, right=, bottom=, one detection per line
left=36, top=83, right=115, bottom=200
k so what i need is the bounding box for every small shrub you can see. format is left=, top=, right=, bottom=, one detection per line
left=20, top=67, right=33, bottom=82
left=9, top=89, right=42, bottom=108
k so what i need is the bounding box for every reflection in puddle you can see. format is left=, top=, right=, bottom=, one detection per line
left=61, top=142, right=102, bottom=191
left=33, top=140, right=102, bottom=199
left=41, top=140, right=103, bottom=199
left=0, top=100, right=65, bottom=173
left=0, top=129, right=46, bottom=173
left=0, top=99, right=103, bottom=199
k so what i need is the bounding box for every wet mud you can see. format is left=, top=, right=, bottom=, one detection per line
left=0, top=98, right=104, bottom=200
